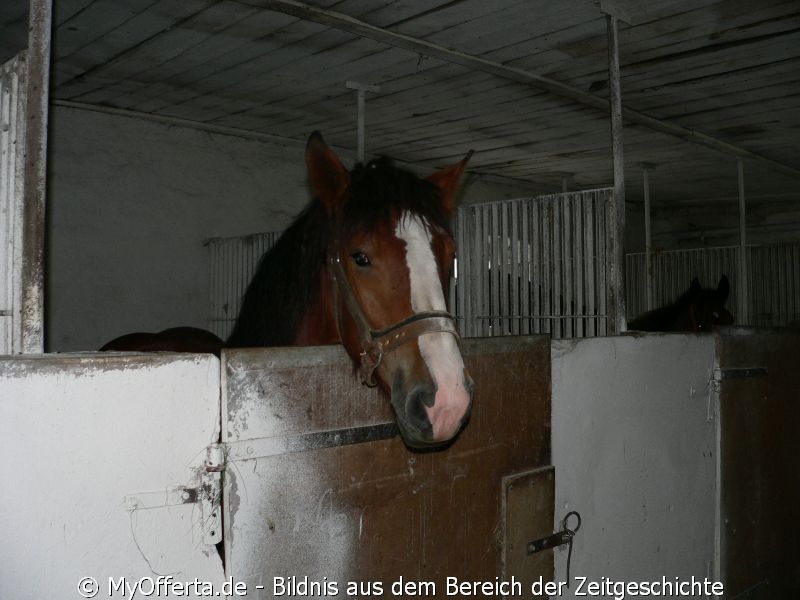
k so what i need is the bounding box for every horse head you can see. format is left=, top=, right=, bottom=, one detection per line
left=687, top=275, right=735, bottom=331
left=306, top=132, right=474, bottom=448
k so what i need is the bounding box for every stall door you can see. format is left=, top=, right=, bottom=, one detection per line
left=222, top=337, right=553, bottom=597
left=716, top=328, right=800, bottom=597
left=0, top=353, right=224, bottom=599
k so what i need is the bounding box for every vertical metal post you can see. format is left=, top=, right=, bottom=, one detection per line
left=607, top=14, right=626, bottom=333
left=356, top=89, right=365, bottom=162
left=737, top=158, right=748, bottom=324
left=643, top=167, right=653, bottom=310
left=20, top=0, right=52, bottom=353
left=346, top=81, right=380, bottom=163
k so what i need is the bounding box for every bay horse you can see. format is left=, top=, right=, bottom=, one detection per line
left=628, top=275, right=734, bottom=332
left=102, top=132, right=474, bottom=449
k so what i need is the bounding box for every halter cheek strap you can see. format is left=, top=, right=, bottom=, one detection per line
left=328, top=254, right=461, bottom=387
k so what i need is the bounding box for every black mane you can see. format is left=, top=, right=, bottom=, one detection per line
left=226, top=158, right=450, bottom=347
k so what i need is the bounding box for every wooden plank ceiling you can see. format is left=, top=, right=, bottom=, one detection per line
left=5, top=0, right=800, bottom=210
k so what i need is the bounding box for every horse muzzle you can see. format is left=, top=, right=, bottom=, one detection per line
left=391, top=362, right=474, bottom=449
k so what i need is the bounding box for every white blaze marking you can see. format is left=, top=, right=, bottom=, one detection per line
left=395, top=212, right=470, bottom=441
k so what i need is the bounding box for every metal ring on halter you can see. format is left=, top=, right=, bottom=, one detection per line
left=359, top=344, right=384, bottom=387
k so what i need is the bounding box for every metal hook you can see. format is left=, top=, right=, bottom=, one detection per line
left=562, top=510, right=581, bottom=534
left=526, top=510, right=582, bottom=588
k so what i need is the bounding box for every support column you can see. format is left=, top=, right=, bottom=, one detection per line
left=642, top=166, right=653, bottom=310
left=607, top=14, right=626, bottom=333
left=346, top=81, right=380, bottom=163
left=737, top=159, right=748, bottom=324
left=20, top=0, right=52, bottom=353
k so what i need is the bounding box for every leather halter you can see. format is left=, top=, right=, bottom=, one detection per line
left=328, top=251, right=461, bottom=387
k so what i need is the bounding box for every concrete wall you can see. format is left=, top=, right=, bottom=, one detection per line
left=552, top=334, right=717, bottom=593
left=46, top=105, right=534, bottom=352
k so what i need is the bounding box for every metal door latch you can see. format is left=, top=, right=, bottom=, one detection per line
left=123, top=444, right=224, bottom=546
left=527, top=511, right=581, bottom=585
left=200, top=444, right=224, bottom=545
left=711, top=366, right=767, bottom=391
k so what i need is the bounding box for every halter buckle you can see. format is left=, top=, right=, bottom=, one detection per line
left=359, top=343, right=384, bottom=387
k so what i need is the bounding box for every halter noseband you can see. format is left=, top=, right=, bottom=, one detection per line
left=328, top=252, right=461, bottom=387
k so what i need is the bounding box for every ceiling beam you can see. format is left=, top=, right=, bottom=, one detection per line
left=248, top=0, right=800, bottom=179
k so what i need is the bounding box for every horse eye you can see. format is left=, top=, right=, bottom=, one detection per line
left=351, top=252, right=370, bottom=267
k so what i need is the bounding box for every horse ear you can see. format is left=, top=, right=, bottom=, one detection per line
left=306, top=131, right=350, bottom=214
left=427, top=150, right=474, bottom=214
left=718, top=274, right=730, bottom=302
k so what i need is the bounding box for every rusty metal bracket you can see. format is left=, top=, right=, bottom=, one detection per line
left=527, top=511, right=581, bottom=585
left=712, top=366, right=768, bottom=392
left=200, top=444, right=224, bottom=545
left=527, top=510, right=581, bottom=554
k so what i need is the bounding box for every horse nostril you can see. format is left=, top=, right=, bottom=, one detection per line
left=405, top=385, right=435, bottom=429
left=464, top=372, right=475, bottom=397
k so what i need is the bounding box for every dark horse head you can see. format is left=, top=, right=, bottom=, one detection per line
left=628, top=275, right=734, bottom=332
left=227, top=132, right=474, bottom=448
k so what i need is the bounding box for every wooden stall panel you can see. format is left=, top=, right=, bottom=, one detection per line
left=716, top=328, right=800, bottom=598
left=503, top=466, right=556, bottom=596
left=222, top=337, right=551, bottom=598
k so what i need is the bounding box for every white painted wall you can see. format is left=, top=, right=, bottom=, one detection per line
left=552, top=334, right=717, bottom=594
left=46, top=106, right=313, bottom=352
left=0, top=353, right=223, bottom=599
left=46, top=105, right=534, bottom=352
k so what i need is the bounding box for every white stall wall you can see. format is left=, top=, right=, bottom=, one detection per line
left=46, top=106, right=311, bottom=351
left=0, top=353, right=223, bottom=599
left=46, top=106, right=534, bottom=352
left=552, top=335, right=717, bottom=593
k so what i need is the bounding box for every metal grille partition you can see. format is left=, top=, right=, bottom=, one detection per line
left=626, top=244, right=800, bottom=328
left=453, top=188, right=615, bottom=339
left=207, top=232, right=279, bottom=339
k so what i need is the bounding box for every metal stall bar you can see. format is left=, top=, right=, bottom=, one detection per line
left=530, top=200, right=541, bottom=334
left=563, top=194, right=574, bottom=338
left=737, top=159, right=749, bottom=324
left=20, top=0, right=52, bottom=353
left=345, top=81, right=379, bottom=163
left=584, top=192, right=596, bottom=336
left=606, top=13, right=626, bottom=334
left=642, top=166, right=653, bottom=311
left=510, top=200, right=521, bottom=336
